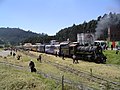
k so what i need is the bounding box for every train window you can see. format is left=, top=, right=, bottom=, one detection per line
left=94, top=41, right=106, bottom=46
left=100, top=42, right=105, bottom=46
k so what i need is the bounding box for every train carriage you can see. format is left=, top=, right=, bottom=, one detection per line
left=31, top=45, right=38, bottom=51
left=27, top=41, right=107, bottom=63
left=60, top=42, right=78, bottom=57
left=37, top=44, right=45, bottom=53
left=53, top=44, right=60, bottom=55
left=59, top=41, right=71, bottom=57
left=45, top=45, right=54, bottom=54
left=45, top=44, right=60, bottom=54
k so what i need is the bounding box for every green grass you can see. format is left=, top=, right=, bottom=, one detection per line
left=103, top=50, right=120, bottom=65
left=0, top=51, right=79, bottom=90
left=0, top=63, right=62, bottom=90
left=30, top=52, right=120, bottom=89
left=0, top=50, right=120, bottom=90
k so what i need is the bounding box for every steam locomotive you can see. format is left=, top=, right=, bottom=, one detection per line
left=30, top=42, right=107, bottom=63
left=59, top=42, right=106, bottom=63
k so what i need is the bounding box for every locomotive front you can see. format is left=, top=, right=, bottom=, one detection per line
left=76, top=45, right=107, bottom=63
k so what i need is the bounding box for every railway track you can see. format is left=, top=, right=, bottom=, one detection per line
left=22, top=51, right=120, bottom=90
left=44, top=60, right=120, bottom=90
left=0, top=61, right=93, bottom=90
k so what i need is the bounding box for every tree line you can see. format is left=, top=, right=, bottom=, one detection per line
left=23, top=18, right=98, bottom=44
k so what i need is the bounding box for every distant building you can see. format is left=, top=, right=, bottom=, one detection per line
left=0, top=44, right=4, bottom=48
left=23, top=43, right=32, bottom=47
left=50, top=40, right=59, bottom=45
left=35, top=43, right=41, bottom=45
left=23, top=43, right=32, bottom=50
left=77, top=33, right=95, bottom=45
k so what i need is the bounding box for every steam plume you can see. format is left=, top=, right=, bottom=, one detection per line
left=95, top=12, right=120, bottom=39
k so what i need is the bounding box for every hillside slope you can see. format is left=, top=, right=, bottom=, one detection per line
left=0, top=27, right=39, bottom=44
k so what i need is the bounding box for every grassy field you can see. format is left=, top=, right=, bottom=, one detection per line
left=0, top=49, right=120, bottom=90
left=0, top=51, right=78, bottom=90
left=103, top=50, right=120, bottom=65
left=0, top=63, right=63, bottom=90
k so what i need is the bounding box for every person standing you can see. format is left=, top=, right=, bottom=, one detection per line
left=62, top=52, right=65, bottom=60
left=13, top=52, right=16, bottom=57
left=29, top=60, right=36, bottom=72
left=10, top=51, right=12, bottom=56
left=17, top=55, right=21, bottom=60
left=55, top=51, right=57, bottom=57
left=111, top=45, right=113, bottom=50
left=72, top=54, right=76, bottom=64
left=37, top=54, right=42, bottom=63
left=72, top=54, right=79, bottom=64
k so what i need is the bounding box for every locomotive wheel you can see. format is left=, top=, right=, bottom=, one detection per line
left=95, top=57, right=101, bottom=63
left=101, top=58, right=106, bottom=64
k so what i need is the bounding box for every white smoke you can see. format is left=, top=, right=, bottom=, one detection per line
left=95, top=12, right=120, bottom=39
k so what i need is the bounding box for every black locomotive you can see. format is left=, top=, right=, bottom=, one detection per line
left=29, top=42, right=107, bottom=63
left=59, top=42, right=106, bottom=63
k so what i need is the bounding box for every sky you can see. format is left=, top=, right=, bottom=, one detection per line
left=0, top=0, right=120, bottom=35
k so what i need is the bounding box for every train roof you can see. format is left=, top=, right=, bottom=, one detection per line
left=60, top=41, right=70, bottom=45
left=94, top=40, right=106, bottom=43
left=69, top=43, right=78, bottom=47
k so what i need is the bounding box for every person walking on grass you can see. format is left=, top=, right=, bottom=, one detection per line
left=13, top=52, right=16, bottom=57
left=61, top=51, right=65, bottom=60
left=72, top=54, right=79, bottom=64
left=62, top=52, right=65, bottom=60
left=111, top=45, right=113, bottom=50
left=72, top=54, right=76, bottom=64
left=55, top=51, right=57, bottom=57
left=29, top=60, right=37, bottom=72
left=37, top=54, right=42, bottom=63
left=10, top=51, right=12, bottom=56
left=17, top=55, right=22, bottom=60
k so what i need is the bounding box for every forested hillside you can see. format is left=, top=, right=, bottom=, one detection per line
left=0, top=27, right=40, bottom=45
left=0, top=27, right=55, bottom=45
left=56, top=12, right=120, bottom=42
left=56, top=20, right=97, bottom=42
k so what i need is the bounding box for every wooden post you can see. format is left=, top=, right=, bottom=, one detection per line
left=62, top=75, right=64, bottom=90
left=90, top=68, right=92, bottom=77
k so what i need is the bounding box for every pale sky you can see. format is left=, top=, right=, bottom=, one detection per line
left=0, top=0, right=120, bottom=35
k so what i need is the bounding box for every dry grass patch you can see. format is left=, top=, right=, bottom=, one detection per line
left=0, top=63, right=61, bottom=90
left=36, top=52, right=120, bottom=82
left=1, top=50, right=120, bottom=89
